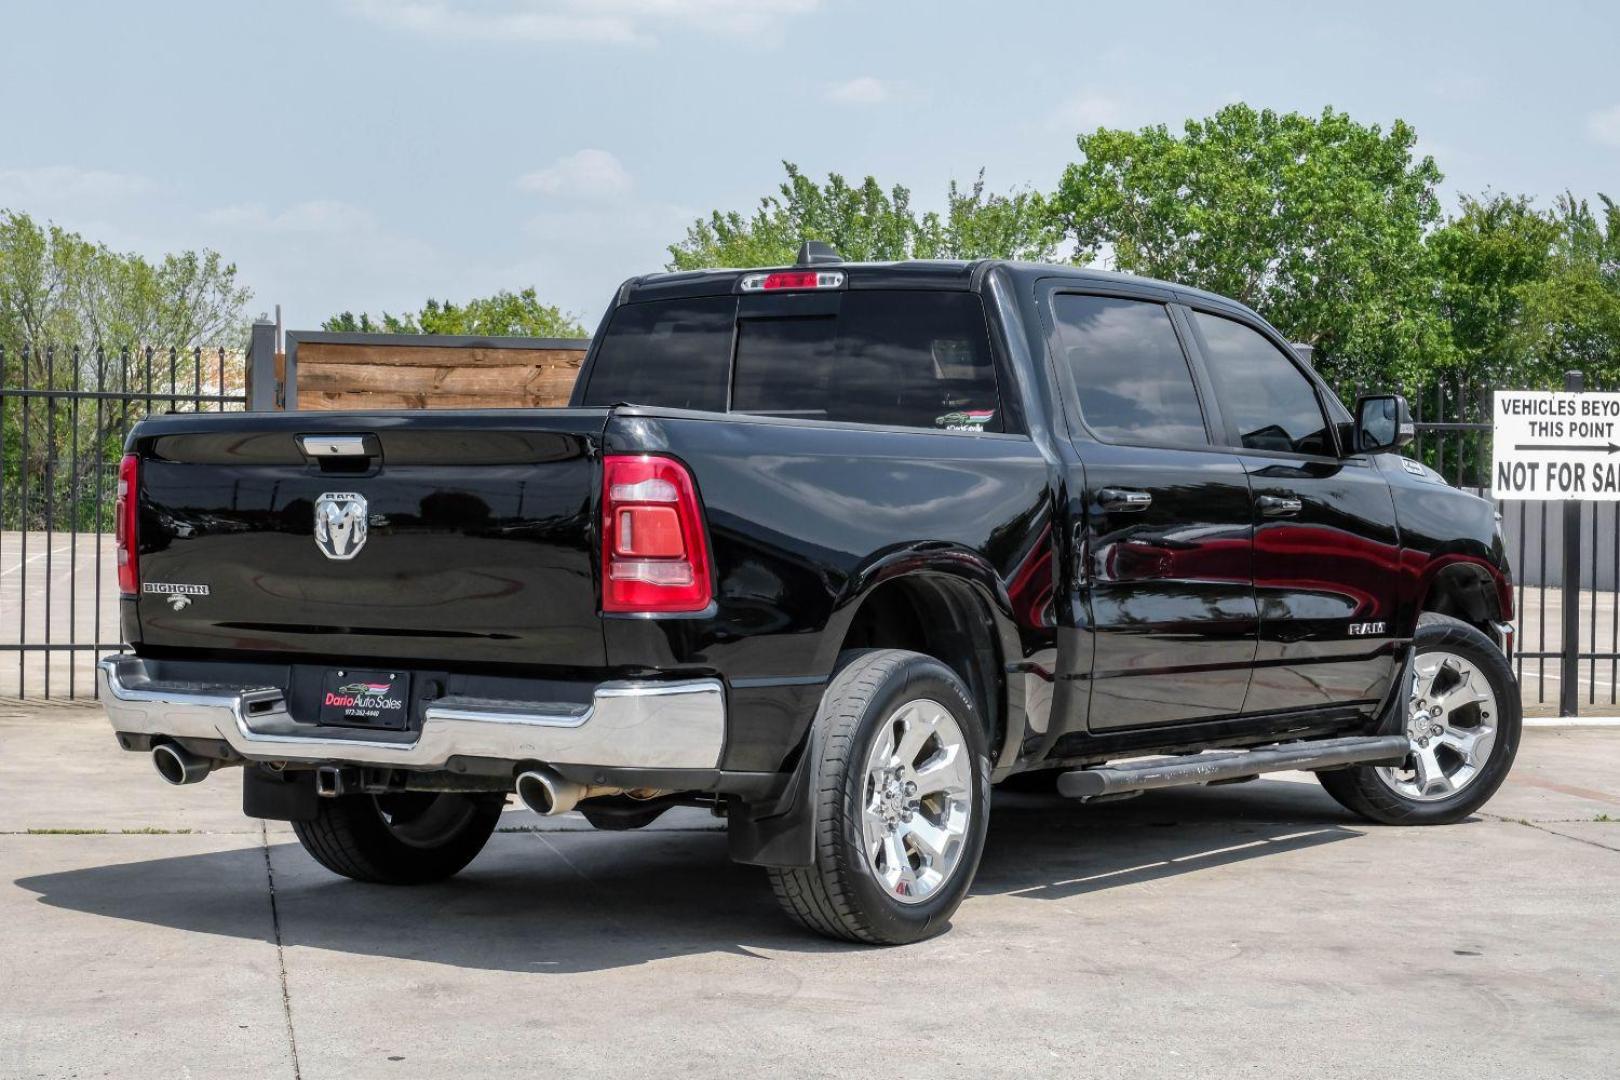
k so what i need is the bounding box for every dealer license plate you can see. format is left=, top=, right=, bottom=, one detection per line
left=318, top=669, right=411, bottom=729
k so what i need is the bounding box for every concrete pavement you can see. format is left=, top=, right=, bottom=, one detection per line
left=2, top=702, right=1617, bottom=1079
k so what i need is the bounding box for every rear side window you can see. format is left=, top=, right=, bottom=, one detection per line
left=1051, top=294, right=1209, bottom=447
left=1191, top=311, right=1331, bottom=456
left=581, top=296, right=734, bottom=411
left=732, top=291, right=1003, bottom=432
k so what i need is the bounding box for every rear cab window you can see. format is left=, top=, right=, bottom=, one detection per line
left=579, top=296, right=734, bottom=411
left=582, top=289, right=1005, bottom=434
left=1049, top=292, right=1210, bottom=447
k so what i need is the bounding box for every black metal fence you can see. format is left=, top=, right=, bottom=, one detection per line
left=0, top=343, right=245, bottom=698
left=1374, top=370, right=1620, bottom=715
left=1, top=342, right=1616, bottom=713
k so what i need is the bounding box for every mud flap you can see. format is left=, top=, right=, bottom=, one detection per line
left=727, top=730, right=821, bottom=868
left=243, top=766, right=319, bottom=822
left=1375, top=644, right=1418, bottom=738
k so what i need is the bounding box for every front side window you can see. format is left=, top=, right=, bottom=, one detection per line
left=731, top=291, right=1003, bottom=432
left=1192, top=312, right=1331, bottom=456
left=1051, top=293, right=1209, bottom=447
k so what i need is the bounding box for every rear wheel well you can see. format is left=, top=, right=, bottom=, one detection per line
left=839, top=577, right=1003, bottom=750
left=1420, top=562, right=1506, bottom=648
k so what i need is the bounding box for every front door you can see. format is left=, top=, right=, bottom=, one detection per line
left=1183, top=308, right=1403, bottom=713
left=1045, top=290, right=1258, bottom=731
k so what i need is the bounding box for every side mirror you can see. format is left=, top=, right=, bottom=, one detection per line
left=1352, top=393, right=1415, bottom=454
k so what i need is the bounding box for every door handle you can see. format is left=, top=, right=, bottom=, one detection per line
left=1098, top=488, right=1153, bottom=512
left=1258, top=495, right=1303, bottom=518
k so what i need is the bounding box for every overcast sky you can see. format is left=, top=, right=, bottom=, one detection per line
left=3, top=0, right=1617, bottom=332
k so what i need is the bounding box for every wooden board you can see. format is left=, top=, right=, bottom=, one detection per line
left=294, top=340, right=587, bottom=410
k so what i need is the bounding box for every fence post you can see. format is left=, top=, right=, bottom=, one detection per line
left=1560, top=370, right=1584, bottom=717
left=246, top=318, right=277, bottom=412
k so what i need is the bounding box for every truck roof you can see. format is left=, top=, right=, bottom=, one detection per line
left=616, top=259, right=1259, bottom=321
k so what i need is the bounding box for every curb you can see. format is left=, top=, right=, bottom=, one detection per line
left=1524, top=717, right=1620, bottom=728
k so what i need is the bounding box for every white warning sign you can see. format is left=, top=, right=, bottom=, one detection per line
left=1492, top=390, right=1620, bottom=500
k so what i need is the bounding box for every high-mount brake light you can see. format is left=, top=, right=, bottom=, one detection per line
left=116, top=453, right=139, bottom=595
left=739, top=270, right=846, bottom=292
left=601, top=455, right=712, bottom=613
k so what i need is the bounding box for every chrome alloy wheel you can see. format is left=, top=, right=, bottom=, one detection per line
left=860, top=698, right=975, bottom=904
left=1376, top=649, right=1499, bottom=802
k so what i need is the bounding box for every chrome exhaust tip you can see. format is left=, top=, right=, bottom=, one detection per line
left=515, top=766, right=584, bottom=816
left=152, top=742, right=214, bottom=786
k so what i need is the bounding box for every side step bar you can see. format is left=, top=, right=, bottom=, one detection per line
left=1055, top=734, right=1412, bottom=801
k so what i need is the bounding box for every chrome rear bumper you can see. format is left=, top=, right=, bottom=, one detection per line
left=98, top=655, right=725, bottom=770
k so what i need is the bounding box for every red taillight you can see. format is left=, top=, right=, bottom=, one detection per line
left=601, top=455, right=711, bottom=613
left=739, top=270, right=845, bottom=292
left=116, top=453, right=139, bottom=595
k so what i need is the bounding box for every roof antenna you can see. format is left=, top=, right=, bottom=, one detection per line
left=795, top=241, right=844, bottom=267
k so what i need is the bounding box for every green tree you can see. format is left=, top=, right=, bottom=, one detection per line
left=0, top=209, right=251, bottom=530
left=916, top=173, right=1061, bottom=262
left=1052, top=104, right=1448, bottom=388
left=0, top=209, right=250, bottom=360
left=324, top=287, right=586, bottom=338
left=667, top=162, right=1058, bottom=271
left=1511, top=194, right=1620, bottom=386
left=1428, top=192, right=1559, bottom=386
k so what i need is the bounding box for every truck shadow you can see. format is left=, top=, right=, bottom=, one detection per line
left=15, top=778, right=1371, bottom=974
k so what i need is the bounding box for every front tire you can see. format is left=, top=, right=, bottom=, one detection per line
left=768, top=649, right=991, bottom=945
left=292, top=791, right=505, bottom=884
left=1318, top=613, right=1520, bottom=825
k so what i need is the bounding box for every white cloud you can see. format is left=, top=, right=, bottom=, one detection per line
left=345, top=0, right=821, bottom=46
left=512, top=199, right=696, bottom=313
left=596, top=0, right=820, bottom=37
left=824, top=76, right=890, bottom=106
left=517, top=149, right=633, bottom=200
left=346, top=0, right=634, bottom=44
left=1587, top=103, right=1620, bottom=147
left=1050, top=92, right=1127, bottom=133
left=0, top=165, right=154, bottom=209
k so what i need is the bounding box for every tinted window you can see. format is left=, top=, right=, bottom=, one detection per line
left=1193, top=312, right=1331, bottom=455
left=732, top=291, right=1002, bottom=432
left=581, top=296, right=734, bottom=411
left=1051, top=294, right=1208, bottom=446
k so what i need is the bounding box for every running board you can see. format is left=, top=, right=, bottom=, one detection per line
left=1055, top=735, right=1412, bottom=801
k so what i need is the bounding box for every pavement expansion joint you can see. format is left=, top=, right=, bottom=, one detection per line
left=260, top=821, right=304, bottom=1080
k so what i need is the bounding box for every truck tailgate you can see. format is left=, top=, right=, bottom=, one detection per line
left=130, top=410, right=608, bottom=669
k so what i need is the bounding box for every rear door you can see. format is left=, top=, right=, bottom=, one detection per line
left=1044, top=288, right=1258, bottom=731
left=1182, top=306, right=1403, bottom=713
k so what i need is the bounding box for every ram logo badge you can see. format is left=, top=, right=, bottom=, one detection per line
left=314, top=492, right=369, bottom=560
left=1347, top=621, right=1386, bottom=636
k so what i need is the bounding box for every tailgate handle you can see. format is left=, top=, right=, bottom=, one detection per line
left=301, top=435, right=371, bottom=458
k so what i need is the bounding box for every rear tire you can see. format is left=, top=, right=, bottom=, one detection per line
left=1318, top=613, right=1519, bottom=825
left=292, top=790, right=505, bottom=884
left=767, top=649, right=991, bottom=945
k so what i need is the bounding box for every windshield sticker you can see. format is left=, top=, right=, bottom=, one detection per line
left=936, top=409, right=995, bottom=432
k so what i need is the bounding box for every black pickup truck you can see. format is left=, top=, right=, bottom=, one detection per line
left=101, top=247, right=1519, bottom=944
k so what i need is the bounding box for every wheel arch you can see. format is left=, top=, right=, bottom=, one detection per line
left=834, top=571, right=1010, bottom=757
left=1415, top=555, right=1511, bottom=650
left=730, top=551, right=1024, bottom=871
